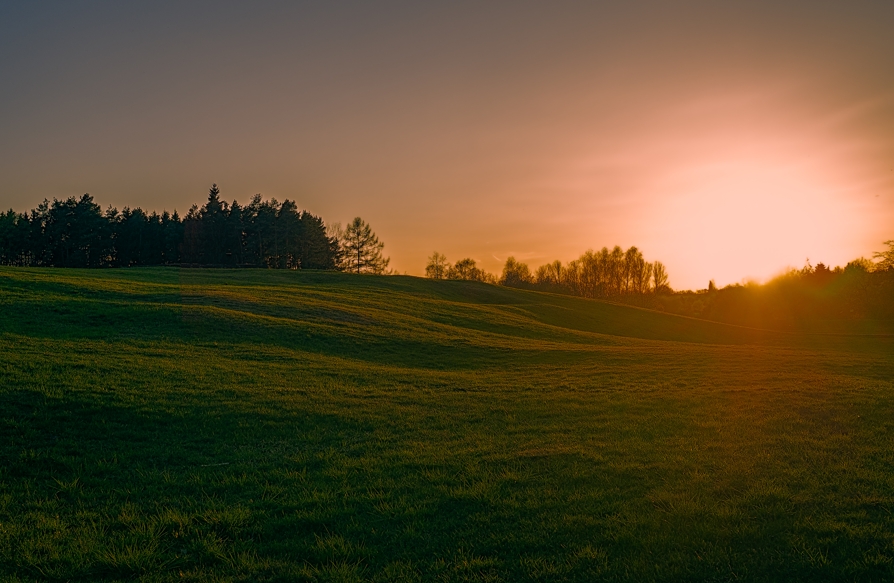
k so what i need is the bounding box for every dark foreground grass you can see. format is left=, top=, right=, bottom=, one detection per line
left=1, top=267, right=893, bottom=582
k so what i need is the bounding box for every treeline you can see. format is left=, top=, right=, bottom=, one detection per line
left=426, top=246, right=670, bottom=298
left=426, top=242, right=894, bottom=328
left=652, top=252, right=894, bottom=328
left=0, top=185, right=390, bottom=272
left=424, top=253, right=497, bottom=284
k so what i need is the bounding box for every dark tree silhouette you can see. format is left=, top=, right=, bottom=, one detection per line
left=200, top=184, right=229, bottom=265
left=875, top=240, right=894, bottom=271
left=652, top=261, right=669, bottom=293
left=447, top=258, right=491, bottom=282
left=20, top=194, right=111, bottom=268
left=0, top=185, right=340, bottom=270
left=297, top=211, right=340, bottom=270
left=500, top=257, right=533, bottom=287
left=425, top=252, right=449, bottom=279
left=0, top=209, right=31, bottom=266
left=341, top=217, right=389, bottom=274
left=534, top=260, right=563, bottom=287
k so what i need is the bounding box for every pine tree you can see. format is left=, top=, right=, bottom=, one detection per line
left=341, top=217, right=389, bottom=274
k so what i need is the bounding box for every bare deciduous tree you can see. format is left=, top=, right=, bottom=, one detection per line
left=425, top=251, right=450, bottom=279
left=500, top=257, right=533, bottom=287
left=874, top=240, right=894, bottom=271
left=652, top=261, right=669, bottom=293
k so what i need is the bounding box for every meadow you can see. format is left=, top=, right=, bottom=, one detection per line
left=1, top=267, right=893, bottom=582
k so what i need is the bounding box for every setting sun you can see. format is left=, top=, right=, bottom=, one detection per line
left=648, top=157, right=865, bottom=287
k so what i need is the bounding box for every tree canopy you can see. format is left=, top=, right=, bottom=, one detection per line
left=493, top=246, right=671, bottom=298
left=340, top=217, right=390, bottom=274
left=874, top=240, right=894, bottom=271
left=425, top=252, right=449, bottom=279
left=0, top=186, right=342, bottom=270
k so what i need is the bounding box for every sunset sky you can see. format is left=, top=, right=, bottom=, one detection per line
left=1, top=2, right=892, bottom=289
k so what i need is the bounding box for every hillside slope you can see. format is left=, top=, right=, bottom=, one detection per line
left=0, top=267, right=886, bottom=356
left=1, top=268, right=893, bottom=582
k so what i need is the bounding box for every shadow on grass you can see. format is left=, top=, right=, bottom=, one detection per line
left=0, top=286, right=573, bottom=372
left=0, top=389, right=380, bottom=581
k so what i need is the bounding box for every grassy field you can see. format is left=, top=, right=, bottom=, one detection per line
left=1, top=267, right=893, bottom=582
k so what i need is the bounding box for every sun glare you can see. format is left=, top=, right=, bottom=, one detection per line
left=649, top=157, right=859, bottom=288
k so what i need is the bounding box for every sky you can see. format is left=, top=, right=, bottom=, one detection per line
left=1, top=1, right=892, bottom=289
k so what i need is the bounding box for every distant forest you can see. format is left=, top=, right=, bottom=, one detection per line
left=428, top=241, right=894, bottom=327
left=0, top=185, right=388, bottom=273
left=648, top=255, right=894, bottom=328
left=426, top=246, right=669, bottom=297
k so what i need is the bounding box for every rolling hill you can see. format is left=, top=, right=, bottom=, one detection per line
left=1, top=268, right=893, bottom=582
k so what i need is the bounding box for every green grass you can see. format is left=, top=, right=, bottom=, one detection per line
left=1, top=267, right=893, bottom=582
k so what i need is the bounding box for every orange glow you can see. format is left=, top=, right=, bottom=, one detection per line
left=647, top=159, right=867, bottom=287
left=518, top=86, right=894, bottom=289
left=1, top=4, right=892, bottom=289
